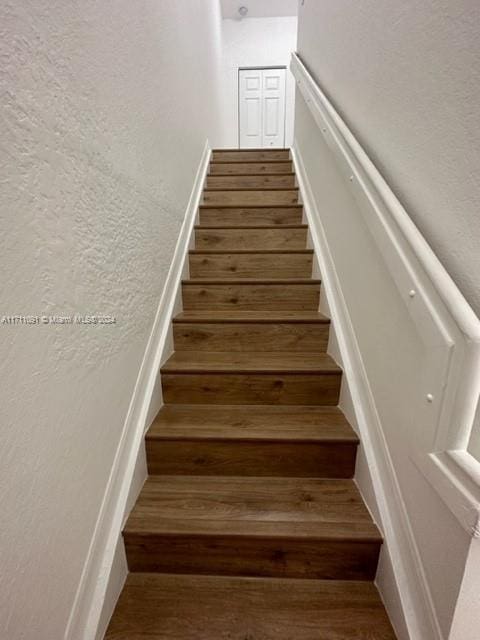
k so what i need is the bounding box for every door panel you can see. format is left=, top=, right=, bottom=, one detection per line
left=239, top=70, right=262, bottom=148
left=264, top=97, right=280, bottom=136
left=239, top=68, right=286, bottom=149
left=246, top=99, right=261, bottom=137
left=262, top=69, right=286, bottom=148
left=265, top=75, right=279, bottom=90
left=246, top=76, right=260, bottom=91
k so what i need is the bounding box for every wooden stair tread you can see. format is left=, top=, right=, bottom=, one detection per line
left=199, top=207, right=303, bottom=227
left=212, top=148, right=289, bottom=151
left=148, top=405, right=357, bottom=442
left=206, top=175, right=297, bottom=190
left=210, top=156, right=290, bottom=164
left=106, top=573, right=397, bottom=640
left=194, top=226, right=308, bottom=251
left=125, top=476, right=381, bottom=541
left=195, top=224, right=307, bottom=229
left=211, top=150, right=291, bottom=163
left=204, top=187, right=299, bottom=192
left=199, top=204, right=303, bottom=209
left=209, top=162, right=293, bottom=175
left=173, top=311, right=329, bottom=323
left=208, top=171, right=295, bottom=176
left=203, top=190, right=299, bottom=206
left=208, top=171, right=295, bottom=175
left=161, top=351, right=340, bottom=374
left=146, top=405, right=357, bottom=478
left=182, top=278, right=320, bottom=284
left=206, top=187, right=296, bottom=191
left=188, top=253, right=314, bottom=279
left=182, top=280, right=320, bottom=312
left=189, top=249, right=313, bottom=254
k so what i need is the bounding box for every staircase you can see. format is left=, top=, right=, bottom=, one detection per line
left=105, top=149, right=397, bottom=639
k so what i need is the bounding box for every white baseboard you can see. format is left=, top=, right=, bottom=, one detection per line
left=64, top=140, right=211, bottom=640
left=93, top=539, right=128, bottom=640
left=292, top=144, right=443, bottom=640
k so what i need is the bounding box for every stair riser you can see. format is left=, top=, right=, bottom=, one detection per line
left=182, top=284, right=320, bottom=311
left=189, top=253, right=313, bottom=279
left=146, top=440, right=357, bottom=477
left=203, top=190, right=299, bottom=206
left=211, top=150, right=290, bottom=162
left=209, top=162, right=293, bottom=175
left=173, top=323, right=329, bottom=352
left=124, top=535, right=380, bottom=580
left=199, top=207, right=303, bottom=226
left=161, top=373, right=341, bottom=405
left=206, top=175, right=296, bottom=189
left=195, top=228, right=307, bottom=251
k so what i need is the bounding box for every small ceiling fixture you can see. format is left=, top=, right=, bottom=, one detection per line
left=238, top=6, right=248, bottom=18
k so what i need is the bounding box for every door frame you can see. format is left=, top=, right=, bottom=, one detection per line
left=237, top=66, right=287, bottom=149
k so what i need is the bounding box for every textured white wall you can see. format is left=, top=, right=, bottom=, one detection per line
left=0, top=1, right=223, bottom=638
left=220, top=0, right=298, bottom=19
left=220, top=16, right=297, bottom=147
left=297, top=0, right=480, bottom=316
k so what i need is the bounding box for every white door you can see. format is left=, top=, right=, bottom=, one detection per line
left=239, top=68, right=286, bottom=149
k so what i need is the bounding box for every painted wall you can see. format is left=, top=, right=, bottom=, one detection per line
left=220, top=0, right=298, bottom=19
left=220, top=16, right=297, bottom=147
left=295, top=97, right=471, bottom=640
left=296, top=2, right=480, bottom=637
left=0, top=1, right=223, bottom=638
left=449, top=538, right=480, bottom=640
left=468, top=409, right=480, bottom=460
left=296, top=1, right=480, bottom=316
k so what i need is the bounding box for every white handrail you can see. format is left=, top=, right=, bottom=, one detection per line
left=291, top=52, right=480, bottom=344
left=291, top=50, right=480, bottom=532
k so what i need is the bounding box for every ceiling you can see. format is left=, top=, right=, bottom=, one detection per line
left=220, top=0, right=298, bottom=19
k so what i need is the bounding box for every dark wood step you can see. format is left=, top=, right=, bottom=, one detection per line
left=173, top=312, right=329, bottom=351
left=211, top=149, right=290, bottom=162
left=203, top=189, right=299, bottom=206
left=206, top=174, right=296, bottom=189
left=146, top=405, right=358, bottom=477
left=104, top=143, right=397, bottom=638
left=161, top=351, right=340, bottom=374
left=162, top=373, right=340, bottom=405
left=105, top=573, right=397, bottom=640
left=173, top=310, right=327, bottom=323
left=189, top=250, right=313, bottom=278
left=182, top=279, right=320, bottom=311
left=161, top=351, right=341, bottom=405
left=209, top=161, right=293, bottom=174
left=199, top=205, right=303, bottom=226
left=123, top=476, right=381, bottom=579
left=194, top=226, right=308, bottom=250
